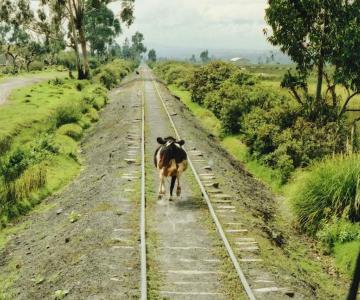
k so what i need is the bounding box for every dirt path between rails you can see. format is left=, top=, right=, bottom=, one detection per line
left=0, top=76, right=143, bottom=299
left=0, top=74, right=64, bottom=105
left=142, top=67, right=244, bottom=299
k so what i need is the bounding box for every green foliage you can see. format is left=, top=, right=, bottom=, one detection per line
left=200, top=49, right=210, bottom=63
left=93, top=59, right=135, bottom=89
left=317, top=218, right=360, bottom=251
left=84, top=0, right=121, bottom=57
left=148, top=49, right=157, bottom=62
left=0, top=148, right=34, bottom=182
left=54, top=104, right=82, bottom=128
left=290, top=155, right=360, bottom=234
left=153, top=61, right=195, bottom=89
left=86, top=107, right=99, bottom=122
left=56, top=51, right=77, bottom=70
left=28, top=61, right=44, bottom=71
left=265, top=1, right=360, bottom=118
left=334, top=241, right=360, bottom=276
left=57, top=124, right=83, bottom=141
left=189, top=61, right=236, bottom=104
left=154, top=61, right=349, bottom=182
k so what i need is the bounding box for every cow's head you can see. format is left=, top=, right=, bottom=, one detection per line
left=157, top=136, right=185, bottom=147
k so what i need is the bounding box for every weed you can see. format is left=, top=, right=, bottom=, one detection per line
left=290, top=154, right=360, bottom=234
left=57, top=124, right=83, bottom=141
left=54, top=104, right=82, bottom=127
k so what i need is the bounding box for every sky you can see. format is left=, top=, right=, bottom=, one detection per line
left=109, top=0, right=273, bottom=57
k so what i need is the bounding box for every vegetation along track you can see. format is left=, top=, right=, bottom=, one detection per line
left=1, top=67, right=316, bottom=299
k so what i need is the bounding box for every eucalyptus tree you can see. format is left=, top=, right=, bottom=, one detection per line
left=131, top=31, right=146, bottom=59
left=200, top=50, right=209, bottom=63
left=39, top=0, right=135, bottom=79
left=147, top=49, right=156, bottom=62
left=265, top=0, right=360, bottom=121
left=84, top=0, right=121, bottom=58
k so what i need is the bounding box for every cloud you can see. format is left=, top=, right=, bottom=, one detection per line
left=110, top=0, right=271, bottom=51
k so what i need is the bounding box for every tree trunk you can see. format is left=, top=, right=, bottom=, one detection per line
left=68, top=0, right=84, bottom=80
left=316, top=56, right=324, bottom=103
left=26, top=60, right=32, bottom=72
left=78, top=27, right=90, bottom=79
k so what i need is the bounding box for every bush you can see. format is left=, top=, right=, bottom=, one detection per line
left=291, top=154, right=360, bottom=234
left=317, top=217, right=360, bottom=251
left=54, top=104, right=82, bottom=127
left=29, top=61, right=44, bottom=71
left=49, top=78, right=64, bottom=86
left=56, top=51, right=77, bottom=70
left=86, top=107, right=99, bottom=122
left=189, top=61, right=237, bottom=104
left=93, top=59, right=135, bottom=89
left=0, top=148, right=34, bottom=182
left=57, top=124, right=83, bottom=140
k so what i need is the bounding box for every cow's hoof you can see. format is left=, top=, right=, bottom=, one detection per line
left=169, top=196, right=174, bottom=201
left=158, top=194, right=162, bottom=199
left=176, top=190, right=181, bottom=197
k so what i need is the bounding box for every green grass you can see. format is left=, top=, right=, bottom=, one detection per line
left=289, top=154, right=360, bottom=234
left=221, top=136, right=283, bottom=192
left=334, top=241, right=360, bottom=276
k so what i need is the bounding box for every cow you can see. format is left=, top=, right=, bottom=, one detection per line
left=154, top=136, right=188, bottom=199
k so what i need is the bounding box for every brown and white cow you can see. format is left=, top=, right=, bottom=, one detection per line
left=154, top=136, right=188, bottom=199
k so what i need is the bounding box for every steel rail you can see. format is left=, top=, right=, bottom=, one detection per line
left=140, top=77, right=147, bottom=300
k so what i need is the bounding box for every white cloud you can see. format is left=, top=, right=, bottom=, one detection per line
left=110, top=0, right=271, bottom=52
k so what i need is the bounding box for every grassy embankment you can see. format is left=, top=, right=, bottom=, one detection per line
left=0, top=79, right=105, bottom=227
left=0, top=59, right=136, bottom=230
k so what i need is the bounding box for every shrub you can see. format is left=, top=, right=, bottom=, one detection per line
left=291, top=154, right=360, bottom=234
left=29, top=61, right=44, bottom=71
left=0, top=148, right=34, bottom=182
left=54, top=104, right=82, bottom=127
left=189, top=61, right=237, bottom=104
left=7, top=164, right=46, bottom=204
left=49, top=78, right=64, bottom=86
left=86, top=107, right=99, bottom=122
left=93, top=58, right=135, bottom=89
left=57, top=124, right=83, bottom=140
left=317, top=217, right=360, bottom=251
left=56, top=51, right=77, bottom=70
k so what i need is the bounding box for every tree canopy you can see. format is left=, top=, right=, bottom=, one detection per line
left=266, top=0, right=360, bottom=120
left=148, top=49, right=156, bottom=62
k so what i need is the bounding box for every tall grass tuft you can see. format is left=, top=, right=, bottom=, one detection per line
left=291, top=154, right=360, bottom=234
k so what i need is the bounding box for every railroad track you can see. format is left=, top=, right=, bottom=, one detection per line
left=130, top=65, right=293, bottom=299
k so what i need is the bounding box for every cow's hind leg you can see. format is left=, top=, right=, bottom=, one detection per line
left=176, top=176, right=181, bottom=197
left=158, top=171, right=166, bottom=199
left=170, top=176, right=176, bottom=200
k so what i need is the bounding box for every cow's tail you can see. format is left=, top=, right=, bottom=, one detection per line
left=170, top=176, right=176, bottom=196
